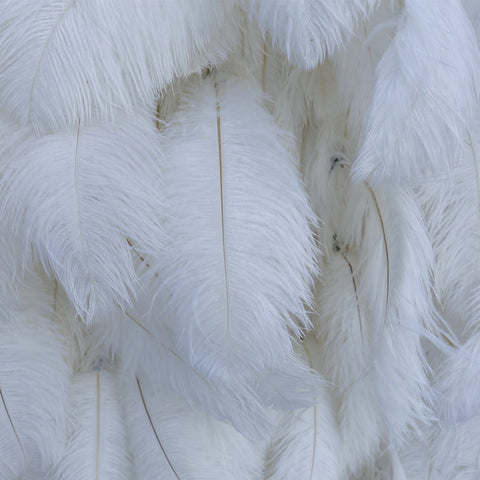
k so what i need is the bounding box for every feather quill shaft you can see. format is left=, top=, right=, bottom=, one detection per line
left=51, top=369, right=134, bottom=480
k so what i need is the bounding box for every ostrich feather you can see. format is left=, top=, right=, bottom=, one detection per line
left=151, top=72, right=318, bottom=383
left=304, top=107, right=436, bottom=451
left=0, top=113, right=165, bottom=323
left=315, top=251, right=383, bottom=476
left=247, top=0, right=378, bottom=70
left=354, top=0, right=480, bottom=185
left=265, top=336, right=341, bottom=480
left=90, top=295, right=274, bottom=441
left=0, top=271, right=70, bottom=479
left=413, top=118, right=480, bottom=424
left=0, top=0, right=241, bottom=131
left=414, top=117, right=480, bottom=317
left=121, top=378, right=263, bottom=480
left=332, top=0, right=399, bottom=148
left=90, top=280, right=323, bottom=442
left=50, top=369, right=134, bottom=480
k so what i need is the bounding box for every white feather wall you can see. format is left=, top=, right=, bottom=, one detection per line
left=0, top=0, right=479, bottom=479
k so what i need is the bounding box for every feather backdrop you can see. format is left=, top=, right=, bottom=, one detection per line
left=1, top=1, right=480, bottom=479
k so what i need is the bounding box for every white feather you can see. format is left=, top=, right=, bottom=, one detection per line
left=50, top=369, right=134, bottom=480
left=150, top=72, right=318, bottom=383
left=265, top=336, right=341, bottom=480
left=354, top=0, right=480, bottom=184
left=414, top=117, right=480, bottom=320
left=0, top=0, right=241, bottom=131
left=427, top=413, right=480, bottom=479
left=305, top=108, right=436, bottom=451
left=121, top=378, right=263, bottom=480
left=435, top=327, right=480, bottom=426
left=89, top=292, right=274, bottom=441
left=0, top=113, right=165, bottom=323
left=0, top=271, right=70, bottom=479
left=332, top=0, right=400, bottom=149
left=248, top=0, right=378, bottom=70
left=91, top=279, right=325, bottom=442
left=315, top=251, right=384, bottom=476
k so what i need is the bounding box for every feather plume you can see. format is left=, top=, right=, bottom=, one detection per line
left=0, top=271, right=70, bottom=479
left=413, top=117, right=480, bottom=424
left=50, top=369, right=134, bottom=480
left=354, top=0, right=480, bottom=184
left=414, top=117, right=480, bottom=318
left=90, top=294, right=274, bottom=441
left=0, top=113, right=165, bottom=322
left=91, top=279, right=325, bottom=441
left=247, top=0, right=378, bottom=70
left=150, top=71, right=318, bottom=383
left=426, top=413, right=480, bottom=480
left=332, top=0, right=398, bottom=147
left=304, top=106, right=436, bottom=453
left=265, top=336, right=341, bottom=480
left=121, top=377, right=263, bottom=480
left=0, top=0, right=241, bottom=131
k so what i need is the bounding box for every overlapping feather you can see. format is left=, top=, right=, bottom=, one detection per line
left=265, top=336, right=341, bottom=480
left=302, top=84, right=436, bottom=466
left=0, top=113, right=165, bottom=323
left=50, top=369, right=134, bottom=480
left=354, top=0, right=480, bottom=184
left=149, top=70, right=318, bottom=383
left=121, top=378, right=263, bottom=480
left=0, top=0, right=242, bottom=131
left=0, top=272, right=70, bottom=479
left=248, top=0, right=378, bottom=70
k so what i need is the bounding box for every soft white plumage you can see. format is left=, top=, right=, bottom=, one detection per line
left=248, top=0, right=378, bottom=70
left=0, top=0, right=241, bottom=131
left=150, top=70, right=318, bottom=382
left=121, top=378, right=264, bottom=480
left=354, top=0, right=480, bottom=184
left=0, top=0, right=479, bottom=477
left=0, top=113, right=165, bottom=323
left=0, top=272, right=70, bottom=479
left=50, top=369, right=134, bottom=480
left=265, top=336, right=341, bottom=480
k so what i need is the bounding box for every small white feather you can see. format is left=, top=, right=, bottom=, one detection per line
left=50, top=369, right=134, bottom=480
left=0, top=271, right=70, bottom=479
left=0, top=113, right=165, bottom=323
left=354, top=0, right=480, bottom=184
left=151, top=72, right=318, bottom=383
left=248, top=0, right=378, bottom=70
left=0, top=0, right=241, bottom=131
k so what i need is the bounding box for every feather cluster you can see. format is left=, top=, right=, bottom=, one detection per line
left=0, top=1, right=480, bottom=479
